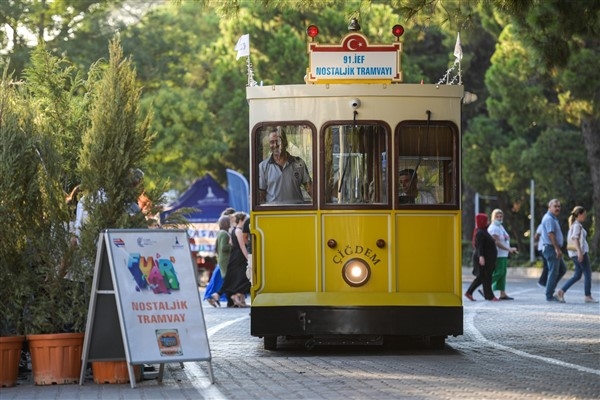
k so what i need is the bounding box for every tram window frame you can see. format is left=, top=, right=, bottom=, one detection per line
left=320, top=121, right=392, bottom=210
left=252, top=122, right=317, bottom=210
left=395, top=120, right=459, bottom=209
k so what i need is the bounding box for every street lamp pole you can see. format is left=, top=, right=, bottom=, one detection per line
left=530, top=179, right=535, bottom=263
left=474, top=192, right=497, bottom=215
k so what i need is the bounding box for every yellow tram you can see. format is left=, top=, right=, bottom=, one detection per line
left=247, top=22, right=464, bottom=350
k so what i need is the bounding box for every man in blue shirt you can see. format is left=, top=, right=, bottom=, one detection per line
left=258, top=129, right=312, bottom=204
left=540, top=199, right=567, bottom=302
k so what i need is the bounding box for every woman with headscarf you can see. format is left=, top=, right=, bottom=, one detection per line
left=465, top=213, right=498, bottom=301
left=488, top=209, right=518, bottom=300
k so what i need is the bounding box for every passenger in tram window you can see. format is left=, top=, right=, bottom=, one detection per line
left=488, top=209, right=518, bottom=300
left=398, top=169, right=436, bottom=204
left=258, top=129, right=312, bottom=204
left=465, top=213, right=498, bottom=302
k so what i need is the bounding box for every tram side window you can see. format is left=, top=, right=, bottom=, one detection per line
left=255, top=125, right=314, bottom=206
left=396, top=122, right=458, bottom=206
left=324, top=124, right=388, bottom=205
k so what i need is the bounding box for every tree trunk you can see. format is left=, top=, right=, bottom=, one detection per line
left=581, top=116, right=600, bottom=254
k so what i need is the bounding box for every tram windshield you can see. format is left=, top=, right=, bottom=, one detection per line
left=252, top=121, right=458, bottom=209
left=396, top=122, right=458, bottom=207
left=255, top=124, right=314, bottom=206
left=323, top=124, right=388, bottom=206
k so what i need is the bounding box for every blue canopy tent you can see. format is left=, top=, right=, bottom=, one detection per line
left=160, top=173, right=229, bottom=224
left=160, top=173, right=229, bottom=263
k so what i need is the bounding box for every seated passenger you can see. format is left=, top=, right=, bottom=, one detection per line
left=398, top=169, right=436, bottom=204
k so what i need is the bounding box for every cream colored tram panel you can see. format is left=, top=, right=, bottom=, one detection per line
left=247, top=84, right=463, bottom=129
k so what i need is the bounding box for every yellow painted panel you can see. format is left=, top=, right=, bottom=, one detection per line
left=252, top=212, right=460, bottom=302
left=396, top=213, right=458, bottom=293
left=254, top=214, right=318, bottom=293
left=322, top=214, right=390, bottom=292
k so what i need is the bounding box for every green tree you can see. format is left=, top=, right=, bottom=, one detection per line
left=78, top=38, right=154, bottom=259
left=0, top=0, right=127, bottom=77
left=0, top=73, right=44, bottom=334
left=523, top=128, right=592, bottom=214
left=120, top=2, right=226, bottom=190
left=0, top=61, right=77, bottom=334
left=23, top=46, right=92, bottom=191
left=0, top=40, right=163, bottom=334
left=122, top=0, right=455, bottom=192
left=484, top=0, right=599, bottom=253
left=485, top=25, right=554, bottom=142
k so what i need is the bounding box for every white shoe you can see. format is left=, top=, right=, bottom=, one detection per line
left=585, top=297, right=599, bottom=303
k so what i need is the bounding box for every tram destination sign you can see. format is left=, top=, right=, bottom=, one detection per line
left=307, top=32, right=402, bottom=84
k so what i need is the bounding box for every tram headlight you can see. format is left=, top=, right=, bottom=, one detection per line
left=342, top=258, right=371, bottom=287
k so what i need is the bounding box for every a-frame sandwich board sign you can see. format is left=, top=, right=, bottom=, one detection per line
left=80, top=229, right=214, bottom=388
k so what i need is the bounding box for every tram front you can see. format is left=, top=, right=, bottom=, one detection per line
left=246, top=21, right=464, bottom=350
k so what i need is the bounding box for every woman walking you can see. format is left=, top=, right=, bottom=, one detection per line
left=206, top=214, right=233, bottom=307
left=488, top=209, right=518, bottom=300
left=211, top=212, right=251, bottom=307
left=556, top=206, right=598, bottom=303
left=465, top=213, right=499, bottom=302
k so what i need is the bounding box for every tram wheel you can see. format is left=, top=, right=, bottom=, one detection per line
left=428, top=335, right=446, bottom=350
left=264, top=336, right=277, bottom=350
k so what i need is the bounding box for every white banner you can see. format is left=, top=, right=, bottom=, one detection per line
left=106, top=230, right=211, bottom=363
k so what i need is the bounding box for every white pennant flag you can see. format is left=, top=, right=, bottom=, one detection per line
left=235, top=34, right=250, bottom=60
left=453, top=32, right=463, bottom=60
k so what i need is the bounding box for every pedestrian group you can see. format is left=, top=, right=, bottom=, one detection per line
left=466, top=199, right=597, bottom=304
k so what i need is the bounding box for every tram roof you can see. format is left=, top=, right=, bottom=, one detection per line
left=246, top=83, right=464, bottom=101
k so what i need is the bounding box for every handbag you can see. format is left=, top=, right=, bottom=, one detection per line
left=566, top=239, right=578, bottom=252
left=566, top=224, right=580, bottom=251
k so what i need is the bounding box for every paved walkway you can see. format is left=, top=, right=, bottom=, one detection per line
left=3, top=267, right=598, bottom=400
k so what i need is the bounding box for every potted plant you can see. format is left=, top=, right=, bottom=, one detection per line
left=0, top=41, right=159, bottom=386
left=0, top=68, right=38, bottom=387
left=0, top=232, right=28, bottom=388
left=74, top=39, right=158, bottom=385
left=0, top=53, right=90, bottom=385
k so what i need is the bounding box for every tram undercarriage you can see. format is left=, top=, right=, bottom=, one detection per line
left=251, top=305, right=463, bottom=350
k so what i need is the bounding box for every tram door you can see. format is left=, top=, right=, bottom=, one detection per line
left=321, top=123, right=392, bottom=293
left=394, top=121, right=461, bottom=295
left=252, top=124, right=318, bottom=296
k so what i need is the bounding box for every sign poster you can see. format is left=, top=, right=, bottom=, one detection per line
left=105, top=229, right=211, bottom=364
left=307, top=32, right=402, bottom=84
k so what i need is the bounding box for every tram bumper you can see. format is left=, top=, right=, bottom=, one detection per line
left=250, top=305, right=463, bottom=338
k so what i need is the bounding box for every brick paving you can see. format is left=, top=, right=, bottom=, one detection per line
left=3, top=268, right=599, bottom=400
